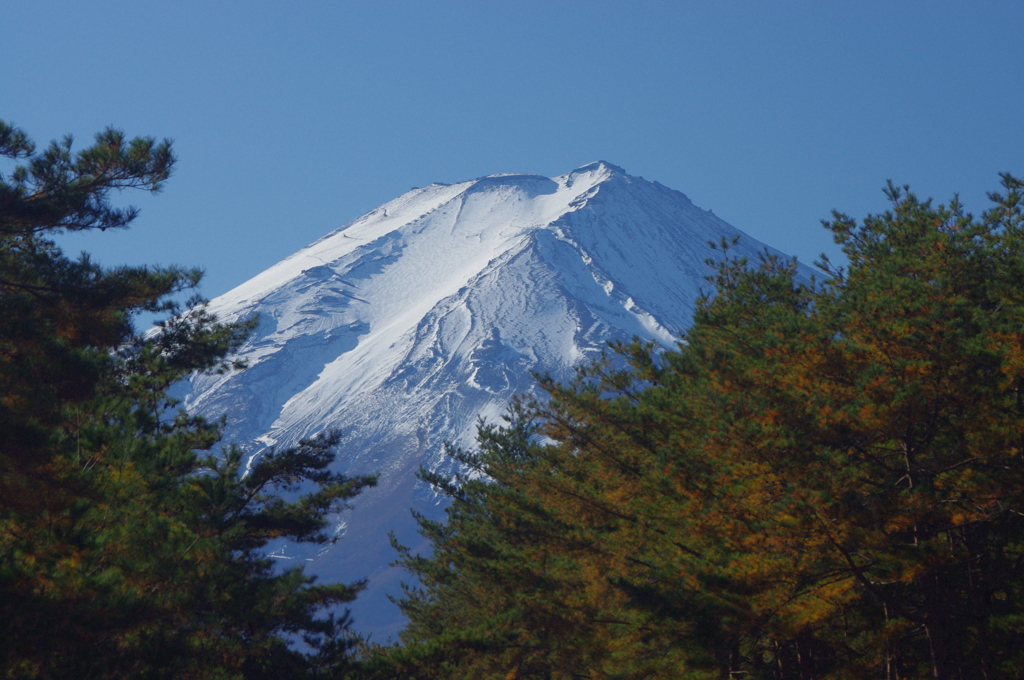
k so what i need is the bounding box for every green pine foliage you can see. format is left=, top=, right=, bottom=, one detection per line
left=8, top=113, right=1022, bottom=679
left=0, top=119, right=375, bottom=679
left=383, top=176, right=1024, bottom=680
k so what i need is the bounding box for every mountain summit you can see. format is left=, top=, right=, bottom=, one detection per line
left=180, top=162, right=807, bottom=633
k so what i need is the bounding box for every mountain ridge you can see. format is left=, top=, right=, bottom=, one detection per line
left=178, top=162, right=813, bottom=634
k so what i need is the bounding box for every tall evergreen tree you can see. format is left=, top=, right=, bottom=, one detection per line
left=0, top=119, right=375, bottom=679
left=387, top=176, right=1024, bottom=680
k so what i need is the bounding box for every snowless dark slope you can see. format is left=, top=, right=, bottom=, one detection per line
left=179, top=162, right=812, bottom=635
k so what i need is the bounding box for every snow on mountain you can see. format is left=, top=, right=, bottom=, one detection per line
left=179, top=161, right=812, bottom=636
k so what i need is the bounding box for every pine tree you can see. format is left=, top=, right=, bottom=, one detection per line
left=0, top=118, right=376, bottom=679
left=387, top=176, right=1024, bottom=680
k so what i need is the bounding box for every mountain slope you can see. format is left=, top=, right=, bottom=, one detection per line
left=179, top=161, right=812, bottom=634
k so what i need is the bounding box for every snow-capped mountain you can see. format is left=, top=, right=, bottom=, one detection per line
left=180, top=161, right=811, bottom=635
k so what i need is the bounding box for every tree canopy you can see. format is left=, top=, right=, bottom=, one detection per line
left=0, top=119, right=375, bottom=679
left=6, top=114, right=1022, bottom=680
left=386, top=176, right=1024, bottom=680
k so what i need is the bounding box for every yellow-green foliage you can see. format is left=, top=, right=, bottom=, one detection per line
left=385, top=177, right=1024, bottom=680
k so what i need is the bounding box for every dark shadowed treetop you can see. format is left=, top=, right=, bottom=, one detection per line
left=0, top=118, right=375, bottom=680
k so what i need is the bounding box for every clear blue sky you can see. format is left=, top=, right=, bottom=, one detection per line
left=5, top=1, right=1023, bottom=301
